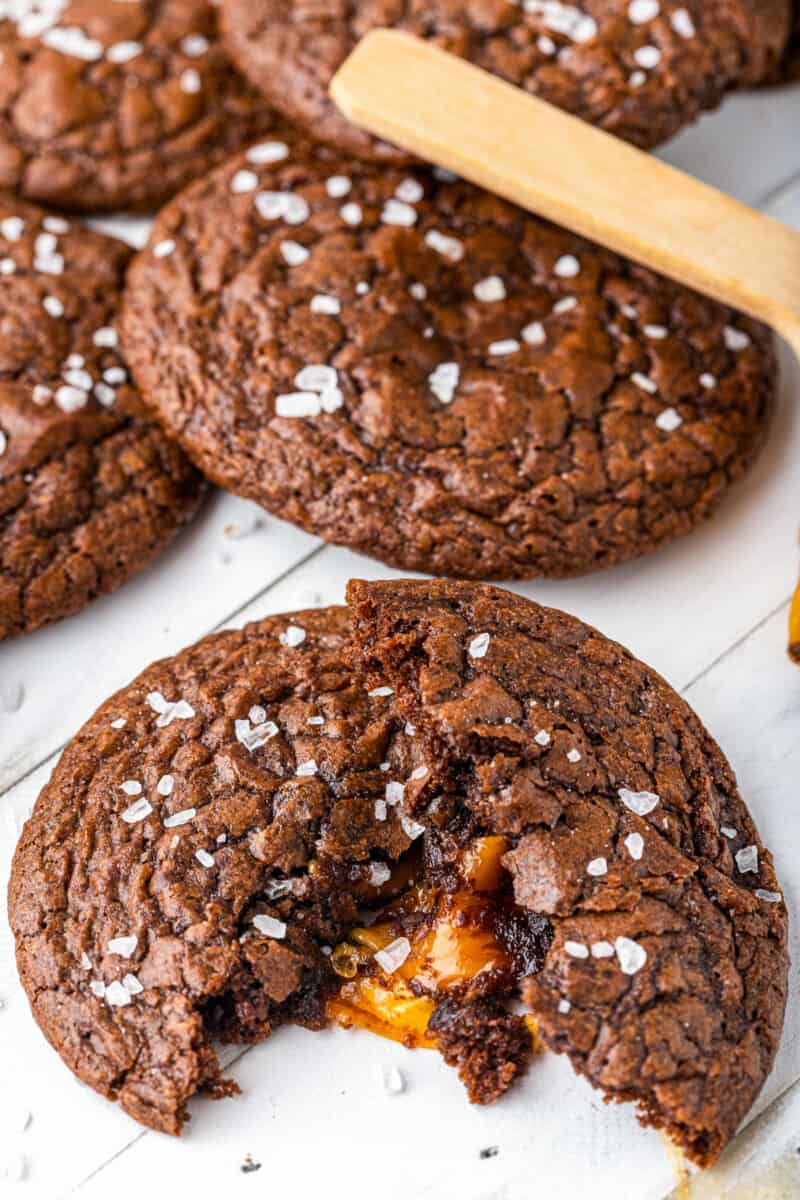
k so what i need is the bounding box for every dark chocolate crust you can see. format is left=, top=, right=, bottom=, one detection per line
left=121, top=138, right=775, bottom=580
left=0, top=195, right=203, bottom=639
left=346, top=577, right=789, bottom=1167
left=0, top=0, right=289, bottom=212
left=219, top=0, right=791, bottom=161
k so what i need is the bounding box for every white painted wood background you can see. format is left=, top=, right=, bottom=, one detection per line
left=1, top=83, right=799, bottom=1199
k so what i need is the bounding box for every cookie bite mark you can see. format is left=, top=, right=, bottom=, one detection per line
left=121, top=138, right=775, bottom=581
left=345, top=578, right=788, bottom=1167
left=328, top=835, right=546, bottom=1102
left=0, top=194, right=203, bottom=639
left=220, top=0, right=791, bottom=161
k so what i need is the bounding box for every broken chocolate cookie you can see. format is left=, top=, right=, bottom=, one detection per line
left=346, top=577, right=789, bottom=1167
left=10, top=581, right=787, bottom=1166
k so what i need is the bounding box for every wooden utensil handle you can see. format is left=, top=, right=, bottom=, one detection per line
left=331, top=30, right=800, bottom=356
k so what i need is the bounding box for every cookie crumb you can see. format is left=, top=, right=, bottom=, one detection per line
left=382, top=1066, right=406, bottom=1095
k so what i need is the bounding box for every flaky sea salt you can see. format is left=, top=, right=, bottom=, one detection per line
left=235, top=716, right=279, bottom=752
left=618, top=787, right=659, bottom=816
left=735, top=845, right=758, bottom=874
left=615, top=936, right=647, bottom=975
left=375, top=937, right=411, bottom=974
left=655, top=407, right=682, bottom=432
left=121, top=797, right=152, bottom=824
left=280, top=625, right=307, bottom=647
left=253, top=914, right=287, bottom=939
left=146, top=692, right=195, bottom=727
left=473, top=275, right=506, bottom=302
left=591, top=941, right=615, bottom=958
left=107, top=936, right=137, bottom=958
left=163, top=808, right=196, bottom=828
left=554, top=254, right=580, bottom=278
left=385, top=781, right=404, bottom=804
left=105, top=980, right=132, bottom=1007
left=468, top=632, right=490, bottom=659
left=428, top=361, right=460, bottom=404
left=724, top=325, right=751, bottom=351
left=400, top=814, right=425, bottom=840
left=624, top=832, right=644, bottom=861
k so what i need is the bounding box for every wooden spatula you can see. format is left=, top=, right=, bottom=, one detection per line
left=330, top=29, right=800, bottom=359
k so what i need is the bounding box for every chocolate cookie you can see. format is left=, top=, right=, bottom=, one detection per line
left=0, top=1, right=289, bottom=212
left=121, top=140, right=775, bottom=580
left=10, top=582, right=788, bottom=1161
left=346, top=578, right=789, bottom=1167
left=0, top=196, right=203, bottom=639
left=219, top=0, right=791, bottom=161
left=8, top=606, right=537, bottom=1133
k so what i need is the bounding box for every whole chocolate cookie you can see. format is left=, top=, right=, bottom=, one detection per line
left=346, top=578, right=789, bottom=1167
left=0, top=1, right=289, bottom=211
left=219, top=0, right=791, bottom=161
left=0, top=196, right=204, bottom=639
left=9, top=606, right=536, bottom=1132
left=122, top=139, right=775, bottom=580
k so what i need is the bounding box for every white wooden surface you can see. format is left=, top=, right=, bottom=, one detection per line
left=1, top=83, right=799, bottom=1199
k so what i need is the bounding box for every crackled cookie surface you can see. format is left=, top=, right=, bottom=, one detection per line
left=122, top=138, right=775, bottom=579
left=347, top=578, right=789, bottom=1166
left=0, top=195, right=203, bottom=639
left=220, top=0, right=791, bottom=161
left=0, top=0, right=287, bottom=211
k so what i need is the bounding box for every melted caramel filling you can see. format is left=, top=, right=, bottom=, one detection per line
left=327, top=837, right=531, bottom=1048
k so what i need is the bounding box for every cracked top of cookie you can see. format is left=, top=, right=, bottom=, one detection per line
left=0, top=0, right=287, bottom=211
left=122, top=135, right=774, bottom=580
left=8, top=606, right=428, bottom=1133
left=0, top=194, right=203, bottom=639
left=219, top=0, right=791, bottom=161
left=346, top=577, right=789, bottom=1166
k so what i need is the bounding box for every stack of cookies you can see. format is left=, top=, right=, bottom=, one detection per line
left=2, top=0, right=794, bottom=1173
